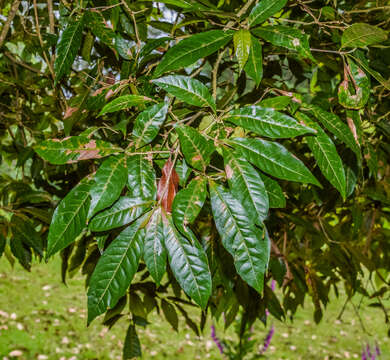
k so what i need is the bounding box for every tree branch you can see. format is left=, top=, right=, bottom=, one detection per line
left=0, top=0, right=21, bottom=48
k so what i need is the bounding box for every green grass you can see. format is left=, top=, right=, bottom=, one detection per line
left=0, top=257, right=388, bottom=359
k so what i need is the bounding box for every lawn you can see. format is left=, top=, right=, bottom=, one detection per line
left=0, top=257, right=388, bottom=359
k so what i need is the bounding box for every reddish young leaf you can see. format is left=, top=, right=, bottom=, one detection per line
left=157, top=159, right=179, bottom=213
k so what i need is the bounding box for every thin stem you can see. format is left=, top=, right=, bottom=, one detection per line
left=212, top=49, right=226, bottom=100
left=0, top=0, right=21, bottom=48
left=345, top=6, right=390, bottom=14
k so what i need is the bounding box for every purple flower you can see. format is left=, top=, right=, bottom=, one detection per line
left=271, top=279, right=276, bottom=291
left=260, top=325, right=275, bottom=354
left=210, top=324, right=224, bottom=354
left=366, top=343, right=372, bottom=359
left=362, top=347, right=367, bottom=360
left=375, top=342, right=381, bottom=356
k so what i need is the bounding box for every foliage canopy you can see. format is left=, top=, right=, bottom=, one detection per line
left=1, top=0, right=390, bottom=357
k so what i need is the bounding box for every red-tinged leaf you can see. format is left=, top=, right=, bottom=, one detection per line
left=157, top=159, right=179, bottom=213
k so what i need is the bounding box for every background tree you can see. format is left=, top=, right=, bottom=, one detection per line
left=0, top=0, right=390, bottom=357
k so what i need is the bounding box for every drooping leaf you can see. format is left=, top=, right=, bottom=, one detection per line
left=88, top=155, right=128, bottom=218
left=223, top=148, right=269, bottom=224
left=225, top=106, right=315, bottom=138
left=338, top=59, right=370, bottom=109
left=46, top=178, right=92, bottom=258
left=123, top=324, right=142, bottom=359
left=341, top=23, right=388, bottom=48
left=209, top=182, right=270, bottom=292
left=309, top=105, right=361, bottom=160
left=172, top=177, right=207, bottom=234
left=99, top=95, right=153, bottom=116
left=54, top=16, right=85, bottom=83
left=34, top=136, right=122, bottom=165
left=143, top=207, right=167, bottom=285
left=248, top=0, right=288, bottom=26
left=139, top=36, right=171, bottom=61
left=163, top=214, right=212, bottom=309
left=89, top=197, right=153, bottom=232
left=261, top=174, right=286, bottom=208
left=252, top=26, right=315, bottom=61
left=161, top=299, right=179, bottom=331
left=297, top=112, right=346, bottom=198
left=132, top=103, right=169, bottom=148
left=244, top=36, right=263, bottom=86
left=87, top=216, right=146, bottom=324
left=153, top=30, right=233, bottom=77
left=127, top=155, right=157, bottom=201
left=85, top=11, right=116, bottom=46
left=176, top=125, right=214, bottom=171
left=231, top=138, right=321, bottom=186
left=152, top=76, right=216, bottom=113
left=157, top=159, right=179, bottom=213
left=233, top=29, right=251, bottom=71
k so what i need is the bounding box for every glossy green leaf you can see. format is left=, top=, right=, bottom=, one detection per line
left=259, top=96, right=291, bottom=110
left=143, top=207, right=167, bottom=285
left=172, top=177, right=207, bottom=234
left=209, top=182, right=270, bottom=292
left=152, top=75, right=216, bottom=113
left=123, top=324, right=142, bottom=359
left=233, top=29, right=251, bottom=71
left=231, top=138, right=321, bottom=186
left=88, top=155, right=128, bottom=218
left=46, top=178, right=92, bottom=258
left=99, top=95, right=152, bottom=116
left=127, top=155, right=157, bottom=201
left=175, top=160, right=191, bottom=187
left=132, top=103, right=169, bottom=148
left=225, top=106, right=315, bottom=138
left=34, top=136, right=122, bottom=165
left=309, top=105, right=361, bottom=160
left=223, top=148, right=269, bottom=224
left=341, top=23, right=387, bottom=48
left=244, top=36, right=263, bottom=86
left=89, top=197, right=153, bottom=232
left=248, top=0, right=288, bottom=26
left=297, top=112, right=346, bottom=198
left=176, top=125, right=215, bottom=171
left=163, top=214, right=211, bottom=309
left=154, top=30, right=233, bottom=77
left=87, top=216, right=146, bottom=324
left=338, top=59, right=370, bottom=109
left=261, top=174, right=286, bottom=208
left=85, top=11, right=115, bottom=46
left=252, top=26, right=315, bottom=61
left=54, top=16, right=85, bottom=83
left=10, top=215, right=44, bottom=256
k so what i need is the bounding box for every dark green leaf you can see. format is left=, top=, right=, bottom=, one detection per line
left=261, top=174, right=286, bottom=208
left=152, top=75, right=216, bottom=112
left=85, top=11, right=115, bottom=46
left=154, top=30, right=233, bottom=77
left=244, top=36, right=263, bottom=86
left=127, top=155, right=157, bottom=201
left=248, top=0, right=287, bottom=26
left=99, top=95, right=153, bottom=116
left=161, top=299, right=179, bottom=331
left=123, top=324, right=142, bottom=359
left=341, top=23, right=388, bottom=48
left=231, top=138, right=321, bottom=186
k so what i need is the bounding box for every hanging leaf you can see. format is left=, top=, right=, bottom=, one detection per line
left=161, top=299, right=179, bottom=331
left=231, top=138, right=321, bottom=186
left=176, top=125, right=215, bottom=171
left=132, top=103, right=169, bottom=148
left=85, top=11, right=116, bottom=46
left=309, top=105, right=361, bottom=160
left=127, top=155, right=157, bottom=201
left=153, top=30, right=233, bottom=77
left=46, top=178, right=92, bottom=258
left=172, top=177, right=207, bottom=234
left=175, top=160, right=191, bottom=187
left=233, top=29, right=251, bottom=71
left=123, top=324, right=142, bottom=359
left=157, top=159, right=180, bottom=213
left=88, top=155, right=128, bottom=218
left=297, top=112, right=346, bottom=199
left=99, top=95, right=153, bottom=116
left=89, top=197, right=153, bottom=231
left=87, top=216, right=146, bottom=324
left=152, top=75, right=216, bottom=113
left=54, top=16, right=85, bottom=84
left=223, top=148, right=269, bottom=224
left=10, top=215, right=44, bottom=256
left=252, top=26, right=315, bottom=61
left=143, top=207, right=167, bottom=285
left=225, top=106, right=315, bottom=138
left=248, top=0, right=288, bottom=26
left=162, top=214, right=212, bottom=309
left=244, top=36, right=263, bottom=86
left=338, top=59, right=370, bottom=109
left=261, top=174, right=286, bottom=208
left=34, top=136, right=122, bottom=165
left=341, top=23, right=387, bottom=48
left=209, top=182, right=270, bottom=292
